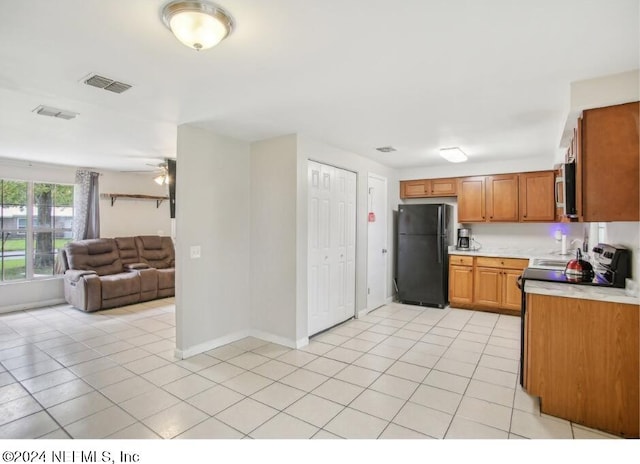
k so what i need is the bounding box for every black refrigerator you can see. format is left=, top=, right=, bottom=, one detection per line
left=396, top=204, right=451, bottom=308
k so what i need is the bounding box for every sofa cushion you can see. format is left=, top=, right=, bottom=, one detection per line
left=65, top=239, right=124, bottom=276
left=157, top=268, right=175, bottom=290
left=136, top=236, right=175, bottom=269
left=100, top=272, right=140, bottom=300
left=115, top=237, right=139, bottom=265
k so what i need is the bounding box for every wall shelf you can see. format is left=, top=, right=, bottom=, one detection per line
left=101, top=193, right=169, bottom=208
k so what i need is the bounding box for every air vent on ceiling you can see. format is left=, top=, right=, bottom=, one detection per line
left=376, top=146, right=397, bottom=153
left=33, top=105, right=78, bottom=120
left=84, top=73, right=132, bottom=94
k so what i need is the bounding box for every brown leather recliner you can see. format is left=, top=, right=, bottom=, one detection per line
left=62, top=236, right=175, bottom=312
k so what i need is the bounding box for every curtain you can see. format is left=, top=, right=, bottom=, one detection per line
left=73, top=169, right=100, bottom=240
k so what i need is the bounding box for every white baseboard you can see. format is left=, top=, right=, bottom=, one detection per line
left=249, top=329, right=301, bottom=349
left=174, top=329, right=307, bottom=359
left=0, top=298, right=66, bottom=314
left=174, top=329, right=250, bottom=360
left=357, top=308, right=369, bottom=318
left=386, top=296, right=393, bottom=303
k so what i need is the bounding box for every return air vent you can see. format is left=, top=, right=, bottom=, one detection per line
left=376, top=146, right=397, bottom=153
left=33, top=105, right=78, bottom=120
left=83, top=73, right=132, bottom=94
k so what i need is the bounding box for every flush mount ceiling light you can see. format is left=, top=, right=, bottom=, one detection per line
left=439, top=147, right=468, bottom=163
left=162, top=0, right=234, bottom=51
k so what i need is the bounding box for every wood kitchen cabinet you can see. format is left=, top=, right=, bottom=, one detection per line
left=449, top=254, right=527, bottom=314
left=430, top=178, right=457, bottom=196
left=473, top=257, right=528, bottom=315
left=448, top=255, right=474, bottom=306
left=400, top=178, right=457, bottom=198
left=400, top=179, right=430, bottom=198
left=519, top=171, right=556, bottom=222
left=524, top=293, right=639, bottom=437
left=457, top=177, right=486, bottom=222
left=579, top=101, right=639, bottom=221
left=485, top=174, right=519, bottom=222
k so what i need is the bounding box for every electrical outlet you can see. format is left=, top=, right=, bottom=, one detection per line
left=190, top=245, right=201, bottom=259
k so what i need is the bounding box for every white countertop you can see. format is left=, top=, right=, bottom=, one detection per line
left=448, top=246, right=570, bottom=260
left=524, top=280, right=639, bottom=305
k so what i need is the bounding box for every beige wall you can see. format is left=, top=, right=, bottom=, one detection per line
left=174, top=125, right=251, bottom=357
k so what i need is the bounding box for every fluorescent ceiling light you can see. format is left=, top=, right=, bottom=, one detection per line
left=162, top=1, right=234, bottom=51
left=439, top=147, right=468, bottom=163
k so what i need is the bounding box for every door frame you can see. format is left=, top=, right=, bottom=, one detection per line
left=366, top=172, right=388, bottom=312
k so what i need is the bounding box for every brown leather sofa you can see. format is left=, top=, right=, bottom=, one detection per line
left=61, top=236, right=175, bottom=311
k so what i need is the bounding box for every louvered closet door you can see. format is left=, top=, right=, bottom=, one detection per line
left=308, top=161, right=356, bottom=336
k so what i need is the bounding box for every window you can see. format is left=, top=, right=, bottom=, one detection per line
left=0, top=179, right=74, bottom=282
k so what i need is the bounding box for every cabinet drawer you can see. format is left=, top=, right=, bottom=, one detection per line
left=449, top=255, right=473, bottom=266
left=475, top=256, right=529, bottom=270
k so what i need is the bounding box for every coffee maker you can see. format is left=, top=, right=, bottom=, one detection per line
left=456, top=228, right=471, bottom=250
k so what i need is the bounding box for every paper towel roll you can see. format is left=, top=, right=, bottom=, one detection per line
left=561, top=234, right=567, bottom=255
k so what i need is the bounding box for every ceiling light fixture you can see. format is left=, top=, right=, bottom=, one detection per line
left=439, top=147, right=468, bottom=163
left=161, top=0, right=234, bottom=51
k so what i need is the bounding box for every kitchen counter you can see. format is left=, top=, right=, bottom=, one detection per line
left=448, top=246, right=639, bottom=305
left=448, top=246, right=570, bottom=261
left=524, top=280, right=639, bottom=305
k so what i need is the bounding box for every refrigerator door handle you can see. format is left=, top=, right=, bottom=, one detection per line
left=437, top=235, right=443, bottom=264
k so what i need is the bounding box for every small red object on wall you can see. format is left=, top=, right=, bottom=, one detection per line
left=368, top=212, right=376, bottom=222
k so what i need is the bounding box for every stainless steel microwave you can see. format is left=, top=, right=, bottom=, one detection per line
left=556, top=163, right=577, bottom=218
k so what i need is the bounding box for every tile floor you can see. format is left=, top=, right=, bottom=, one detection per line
left=0, top=298, right=619, bottom=439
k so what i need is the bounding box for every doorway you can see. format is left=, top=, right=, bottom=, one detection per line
left=307, top=160, right=357, bottom=336
left=367, top=173, right=388, bottom=311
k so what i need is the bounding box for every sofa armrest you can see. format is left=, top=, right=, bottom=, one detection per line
left=124, top=263, right=150, bottom=270
left=65, top=269, right=98, bottom=283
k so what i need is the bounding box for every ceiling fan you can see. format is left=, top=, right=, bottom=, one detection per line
left=121, top=161, right=170, bottom=185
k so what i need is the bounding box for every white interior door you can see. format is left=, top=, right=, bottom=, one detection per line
left=367, top=174, right=388, bottom=311
left=308, top=161, right=356, bottom=336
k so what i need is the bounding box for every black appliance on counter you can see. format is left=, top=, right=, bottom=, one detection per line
left=518, top=243, right=632, bottom=385
left=396, top=204, right=451, bottom=308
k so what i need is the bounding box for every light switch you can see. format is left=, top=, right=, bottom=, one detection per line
left=190, top=245, right=201, bottom=259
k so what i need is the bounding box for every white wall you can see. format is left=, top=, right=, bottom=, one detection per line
left=249, top=135, right=299, bottom=346
left=174, top=125, right=251, bottom=358
left=0, top=158, right=173, bottom=313
left=99, top=171, right=172, bottom=238
left=397, top=157, right=554, bottom=181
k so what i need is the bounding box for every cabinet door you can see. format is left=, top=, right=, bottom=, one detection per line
left=457, top=177, right=485, bottom=222
left=485, top=174, right=519, bottom=222
left=473, top=266, right=501, bottom=307
left=582, top=102, right=639, bottom=221
left=400, top=180, right=430, bottom=198
left=430, top=178, right=457, bottom=196
left=519, top=171, right=555, bottom=222
left=449, top=264, right=473, bottom=306
left=502, top=268, right=524, bottom=311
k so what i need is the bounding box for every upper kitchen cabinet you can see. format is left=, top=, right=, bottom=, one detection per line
left=485, top=174, right=519, bottom=222
left=579, top=102, right=639, bottom=222
left=430, top=178, right=457, bottom=196
left=400, top=179, right=430, bottom=198
left=399, top=178, right=457, bottom=198
left=457, top=177, right=486, bottom=222
left=519, top=171, right=556, bottom=222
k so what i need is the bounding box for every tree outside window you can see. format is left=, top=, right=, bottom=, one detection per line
left=1, top=179, right=73, bottom=281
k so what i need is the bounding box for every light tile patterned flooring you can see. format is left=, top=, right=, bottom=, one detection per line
left=0, top=298, right=619, bottom=439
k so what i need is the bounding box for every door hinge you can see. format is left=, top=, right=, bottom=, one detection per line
left=367, top=288, right=370, bottom=294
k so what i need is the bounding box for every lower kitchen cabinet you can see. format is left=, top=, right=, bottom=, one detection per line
left=449, top=255, right=528, bottom=315
left=449, top=255, right=474, bottom=306
left=524, top=293, right=639, bottom=438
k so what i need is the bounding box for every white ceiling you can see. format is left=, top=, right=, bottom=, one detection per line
left=0, top=0, right=637, bottom=172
